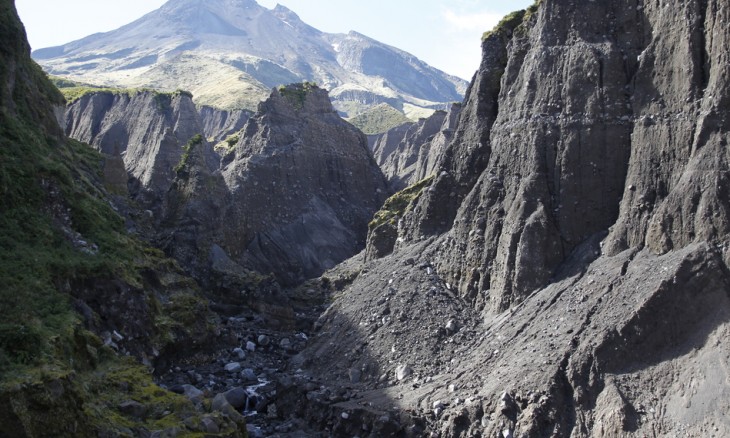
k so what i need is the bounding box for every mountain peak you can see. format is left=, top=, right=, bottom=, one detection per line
left=272, top=3, right=296, bottom=15
left=33, top=0, right=468, bottom=115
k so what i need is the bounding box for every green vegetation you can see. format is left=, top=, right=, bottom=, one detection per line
left=0, top=79, right=233, bottom=435
left=0, top=108, right=137, bottom=372
left=57, top=84, right=193, bottom=105
left=0, top=9, right=236, bottom=432
left=214, top=132, right=241, bottom=155
left=82, top=358, right=197, bottom=431
left=347, top=103, right=413, bottom=135
left=369, top=176, right=434, bottom=230
left=481, top=0, right=541, bottom=40
left=48, top=75, right=96, bottom=89
left=174, top=134, right=204, bottom=176
left=277, top=81, right=319, bottom=109
left=225, top=133, right=240, bottom=148
left=59, top=85, right=148, bottom=104
left=482, top=10, right=526, bottom=40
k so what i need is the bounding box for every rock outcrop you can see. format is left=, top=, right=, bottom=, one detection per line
left=64, top=89, right=218, bottom=206
left=199, top=105, right=251, bottom=143
left=0, top=2, right=245, bottom=435
left=8, top=0, right=730, bottom=435
left=162, top=83, right=389, bottom=287
left=292, top=0, right=730, bottom=436
left=372, top=102, right=461, bottom=190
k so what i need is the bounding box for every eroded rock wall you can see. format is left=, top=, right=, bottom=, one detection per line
left=297, top=0, right=730, bottom=435
left=163, top=84, right=389, bottom=287
left=372, top=103, right=461, bottom=191
left=398, top=0, right=729, bottom=314
left=199, top=105, right=250, bottom=143
left=65, top=90, right=216, bottom=202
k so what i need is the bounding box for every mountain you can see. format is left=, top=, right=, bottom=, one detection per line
left=285, top=0, right=730, bottom=435
left=32, top=0, right=468, bottom=116
left=7, top=0, right=730, bottom=435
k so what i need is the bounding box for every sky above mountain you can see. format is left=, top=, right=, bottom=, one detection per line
left=16, top=0, right=533, bottom=80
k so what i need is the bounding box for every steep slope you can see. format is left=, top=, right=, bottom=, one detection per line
left=0, top=1, right=245, bottom=435
left=348, top=102, right=412, bottom=136
left=289, top=0, right=730, bottom=436
left=372, top=102, right=462, bottom=191
left=32, top=0, right=467, bottom=115
left=199, top=104, right=251, bottom=143
left=161, top=83, right=389, bottom=288
left=64, top=88, right=218, bottom=204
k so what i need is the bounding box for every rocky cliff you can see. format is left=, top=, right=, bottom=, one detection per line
left=290, top=0, right=730, bottom=436
left=160, top=83, right=389, bottom=289
left=8, top=0, right=730, bottom=435
left=372, top=102, right=462, bottom=190
left=64, top=88, right=220, bottom=206
left=62, top=83, right=389, bottom=290
left=199, top=104, right=251, bottom=143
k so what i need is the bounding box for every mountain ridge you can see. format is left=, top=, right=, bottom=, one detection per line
left=32, top=0, right=468, bottom=115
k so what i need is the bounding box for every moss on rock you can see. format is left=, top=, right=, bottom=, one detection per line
left=368, top=175, right=434, bottom=230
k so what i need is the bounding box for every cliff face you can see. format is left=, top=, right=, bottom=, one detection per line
left=162, top=83, right=389, bottom=287
left=65, top=90, right=217, bottom=202
left=371, top=103, right=461, bottom=190
left=406, top=0, right=730, bottom=314
left=295, top=0, right=730, bottom=436
left=199, top=105, right=250, bottom=143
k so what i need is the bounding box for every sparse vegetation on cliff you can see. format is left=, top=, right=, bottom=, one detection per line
left=368, top=175, right=434, bottom=230
left=58, top=85, right=193, bottom=105
left=348, top=103, right=413, bottom=135
left=277, top=81, right=318, bottom=109
left=174, top=134, right=204, bottom=176
left=482, top=0, right=541, bottom=41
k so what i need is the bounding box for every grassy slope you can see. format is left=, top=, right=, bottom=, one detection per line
left=0, top=2, right=244, bottom=435
left=347, top=103, right=413, bottom=135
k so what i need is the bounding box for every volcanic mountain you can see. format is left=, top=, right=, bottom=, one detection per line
left=32, top=0, right=467, bottom=116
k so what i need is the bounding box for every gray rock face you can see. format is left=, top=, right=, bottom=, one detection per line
left=64, top=90, right=216, bottom=204
left=63, top=83, right=387, bottom=290
left=199, top=105, right=251, bottom=143
left=372, top=103, right=462, bottom=190
left=296, top=0, right=730, bottom=436
left=163, top=84, right=389, bottom=286
left=401, top=0, right=730, bottom=313
left=370, top=123, right=412, bottom=166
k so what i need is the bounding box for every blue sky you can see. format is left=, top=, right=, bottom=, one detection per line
left=15, top=0, right=533, bottom=80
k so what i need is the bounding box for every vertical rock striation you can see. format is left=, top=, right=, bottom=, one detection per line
left=162, top=83, right=389, bottom=287
left=297, top=0, right=730, bottom=436
left=65, top=89, right=217, bottom=206
left=372, top=103, right=462, bottom=191
left=400, top=0, right=729, bottom=314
